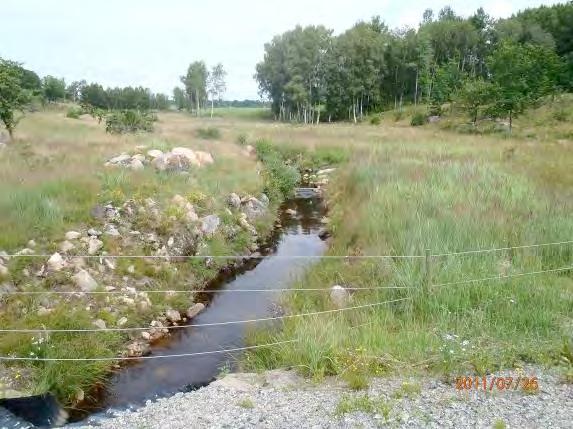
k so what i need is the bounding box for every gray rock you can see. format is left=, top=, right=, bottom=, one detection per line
left=126, top=341, right=150, bottom=357
left=65, top=231, right=81, bottom=240
left=130, top=158, right=144, bottom=171
left=0, top=263, right=8, bottom=277
left=227, top=193, right=241, bottom=209
left=104, top=224, right=120, bottom=237
left=186, top=303, right=206, bottom=319
left=72, top=269, right=98, bottom=291
left=93, top=319, right=107, bottom=329
left=330, top=285, right=350, bottom=308
left=27, top=239, right=36, bottom=248
left=88, top=237, right=103, bottom=255
left=165, top=309, right=182, bottom=323
left=260, top=193, right=270, bottom=206
left=243, top=197, right=267, bottom=221
left=47, top=252, right=66, bottom=271
left=200, top=215, right=220, bottom=236
left=147, top=149, right=163, bottom=158
left=60, top=240, right=75, bottom=253
left=87, top=228, right=102, bottom=237
left=109, top=153, right=131, bottom=164
left=90, top=205, right=106, bottom=221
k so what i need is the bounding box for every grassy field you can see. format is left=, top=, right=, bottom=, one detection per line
left=0, top=99, right=572, bottom=403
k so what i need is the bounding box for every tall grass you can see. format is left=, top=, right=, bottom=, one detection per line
left=244, top=144, right=573, bottom=383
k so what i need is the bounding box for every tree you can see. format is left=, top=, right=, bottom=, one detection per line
left=66, top=80, right=86, bottom=103
left=487, top=41, right=563, bottom=132
left=173, top=87, right=187, bottom=111
left=207, top=63, right=226, bottom=117
left=456, top=78, right=497, bottom=124
left=80, top=83, right=108, bottom=109
left=181, top=61, right=208, bottom=115
left=0, top=59, right=30, bottom=140
left=42, top=76, right=66, bottom=102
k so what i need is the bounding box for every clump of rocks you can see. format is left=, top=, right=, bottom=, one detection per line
left=105, top=147, right=214, bottom=172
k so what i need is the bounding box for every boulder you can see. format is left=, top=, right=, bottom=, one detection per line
left=87, top=228, right=102, bottom=237
left=227, top=193, right=241, bottom=209
left=171, top=147, right=200, bottom=166
left=126, top=341, right=150, bottom=357
left=147, top=149, right=163, bottom=158
left=65, top=231, right=81, bottom=240
left=200, top=215, right=220, bottom=235
left=93, top=319, right=107, bottom=329
left=330, top=285, right=350, bottom=309
left=27, top=240, right=36, bottom=248
left=88, top=237, right=103, bottom=255
left=109, top=153, right=131, bottom=164
left=104, top=224, right=120, bottom=237
left=141, top=331, right=151, bottom=341
left=60, top=240, right=75, bottom=253
left=0, top=263, right=8, bottom=277
left=186, top=303, right=205, bottom=319
left=165, top=309, right=182, bottom=323
left=129, top=158, right=144, bottom=171
left=243, top=197, right=267, bottom=220
left=151, top=155, right=168, bottom=171
left=47, top=253, right=66, bottom=271
left=131, top=154, right=146, bottom=162
left=72, top=269, right=98, bottom=291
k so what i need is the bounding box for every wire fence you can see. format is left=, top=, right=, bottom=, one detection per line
left=0, top=239, right=570, bottom=360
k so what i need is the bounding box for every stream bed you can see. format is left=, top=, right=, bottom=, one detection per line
left=74, top=194, right=327, bottom=425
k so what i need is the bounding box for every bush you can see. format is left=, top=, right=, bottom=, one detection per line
left=393, top=110, right=404, bottom=122
left=236, top=133, right=248, bottom=146
left=196, top=127, right=221, bottom=139
left=369, top=115, right=381, bottom=125
left=410, top=111, right=428, bottom=126
left=66, top=107, right=83, bottom=119
left=254, top=139, right=300, bottom=201
left=105, top=110, right=154, bottom=134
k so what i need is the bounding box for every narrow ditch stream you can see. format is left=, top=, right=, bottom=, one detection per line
left=73, top=193, right=327, bottom=425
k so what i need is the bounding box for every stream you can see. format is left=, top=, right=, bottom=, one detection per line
left=74, top=194, right=327, bottom=425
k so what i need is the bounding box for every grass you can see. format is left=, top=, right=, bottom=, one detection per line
left=242, top=100, right=573, bottom=385
left=335, top=394, right=391, bottom=420
left=237, top=397, right=255, bottom=408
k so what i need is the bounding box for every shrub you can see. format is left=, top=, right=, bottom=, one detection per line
left=236, top=133, right=248, bottom=146
left=105, top=110, right=154, bottom=134
left=369, top=115, right=381, bottom=125
left=196, top=127, right=221, bottom=139
left=410, top=111, right=428, bottom=126
left=66, top=107, right=83, bottom=119
left=393, top=110, right=404, bottom=122
left=254, top=139, right=300, bottom=201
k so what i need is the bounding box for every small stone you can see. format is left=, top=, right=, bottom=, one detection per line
left=330, top=285, right=350, bottom=308
left=167, top=237, right=175, bottom=247
left=141, top=331, right=151, bottom=341
left=65, top=231, right=81, bottom=240
left=17, top=248, right=34, bottom=256
left=286, top=208, right=297, bottom=216
left=93, top=319, right=107, bottom=329
left=37, top=306, right=52, bottom=317
left=200, top=215, right=220, bottom=236
left=117, top=317, right=128, bottom=326
left=87, top=228, right=102, bottom=237
left=104, top=224, right=120, bottom=237
left=186, top=209, right=199, bottom=222
left=127, top=265, right=135, bottom=274
left=147, top=149, right=163, bottom=158
left=47, top=252, right=66, bottom=271
left=126, top=341, right=150, bottom=357
left=132, top=154, right=146, bottom=162
left=60, top=240, right=75, bottom=253
left=165, top=309, right=182, bottom=323
left=72, top=269, right=98, bottom=291
left=0, top=263, right=8, bottom=277
left=186, top=303, right=206, bottom=319
left=27, top=239, right=36, bottom=248
left=88, top=237, right=103, bottom=255
left=195, top=151, right=214, bottom=165
left=75, top=389, right=85, bottom=402
left=109, top=153, right=131, bottom=164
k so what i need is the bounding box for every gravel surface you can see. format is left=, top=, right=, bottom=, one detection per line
left=75, top=367, right=572, bottom=428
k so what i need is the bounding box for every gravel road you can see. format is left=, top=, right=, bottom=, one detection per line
left=76, top=367, right=572, bottom=428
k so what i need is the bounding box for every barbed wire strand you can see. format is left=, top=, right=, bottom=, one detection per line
left=431, top=240, right=573, bottom=258
left=0, top=286, right=413, bottom=296
left=0, top=297, right=411, bottom=333
left=432, top=265, right=572, bottom=288
left=0, top=340, right=299, bottom=362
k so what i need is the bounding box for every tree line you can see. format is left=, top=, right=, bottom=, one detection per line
left=255, top=2, right=573, bottom=126
left=173, top=61, right=227, bottom=117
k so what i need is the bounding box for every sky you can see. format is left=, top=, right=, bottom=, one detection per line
left=0, top=0, right=562, bottom=100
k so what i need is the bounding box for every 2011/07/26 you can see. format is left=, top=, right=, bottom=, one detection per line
left=455, top=376, right=538, bottom=392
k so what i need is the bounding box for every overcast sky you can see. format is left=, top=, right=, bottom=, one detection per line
left=0, top=0, right=562, bottom=100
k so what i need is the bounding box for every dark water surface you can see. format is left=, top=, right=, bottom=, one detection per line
left=76, top=196, right=326, bottom=423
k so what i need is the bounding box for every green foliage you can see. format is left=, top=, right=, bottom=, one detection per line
left=236, top=133, right=248, bottom=145
left=456, top=78, right=497, bottom=124
left=369, top=115, right=381, bottom=125
left=105, top=110, right=154, bottom=134
left=196, top=127, right=221, bottom=139
left=65, top=106, right=84, bottom=119
left=181, top=61, right=209, bottom=115
left=0, top=58, right=30, bottom=139
left=254, top=139, right=300, bottom=201
left=335, top=394, right=391, bottom=419
left=42, top=76, right=66, bottom=103
left=410, top=110, right=428, bottom=126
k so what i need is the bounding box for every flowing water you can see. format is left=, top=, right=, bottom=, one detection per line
left=75, top=195, right=326, bottom=424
